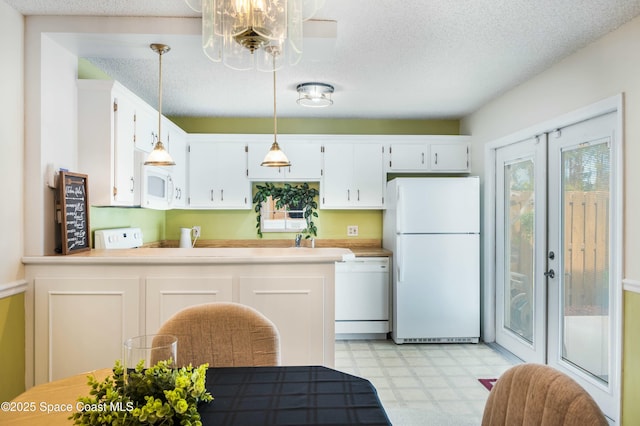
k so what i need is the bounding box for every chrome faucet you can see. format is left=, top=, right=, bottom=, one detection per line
left=295, top=234, right=302, bottom=248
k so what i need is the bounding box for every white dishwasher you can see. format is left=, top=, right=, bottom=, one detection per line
left=335, top=257, right=390, bottom=340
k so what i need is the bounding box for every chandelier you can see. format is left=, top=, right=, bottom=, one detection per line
left=185, top=0, right=325, bottom=71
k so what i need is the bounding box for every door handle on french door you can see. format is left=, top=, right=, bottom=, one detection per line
left=544, top=269, right=555, bottom=279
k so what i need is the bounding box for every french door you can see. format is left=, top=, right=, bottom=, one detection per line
left=494, top=110, right=620, bottom=421
left=495, top=135, right=547, bottom=363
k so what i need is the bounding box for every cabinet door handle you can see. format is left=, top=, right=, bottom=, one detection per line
left=129, top=177, right=135, bottom=193
left=434, top=152, right=438, bottom=165
left=357, top=189, right=360, bottom=201
left=210, top=189, right=214, bottom=201
left=347, top=189, right=350, bottom=201
left=421, top=152, right=425, bottom=164
left=220, top=189, right=224, bottom=201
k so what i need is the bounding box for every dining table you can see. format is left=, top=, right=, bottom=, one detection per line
left=0, top=365, right=392, bottom=425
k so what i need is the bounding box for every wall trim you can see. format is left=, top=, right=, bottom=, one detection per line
left=623, top=279, right=640, bottom=294
left=0, top=279, right=27, bottom=299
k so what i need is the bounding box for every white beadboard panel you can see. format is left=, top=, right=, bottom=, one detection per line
left=34, top=277, right=140, bottom=384
left=145, top=276, right=234, bottom=335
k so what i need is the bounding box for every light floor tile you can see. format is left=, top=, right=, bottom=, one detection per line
left=335, top=339, right=518, bottom=425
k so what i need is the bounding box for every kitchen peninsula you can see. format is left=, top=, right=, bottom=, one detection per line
left=23, top=247, right=352, bottom=387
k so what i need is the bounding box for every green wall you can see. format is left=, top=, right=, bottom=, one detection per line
left=90, top=207, right=166, bottom=245
left=623, top=291, right=640, bottom=424
left=166, top=206, right=382, bottom=241
left=172, top=116, right=460, bottom=135
left=0, top=293, right=25, bottom=401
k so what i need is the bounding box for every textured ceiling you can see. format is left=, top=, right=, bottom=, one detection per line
left=5, top=0, right=640, bottom=119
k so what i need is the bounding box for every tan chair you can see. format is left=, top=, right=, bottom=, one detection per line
left=482, top=363, right=608, bottom=426
left=155, top=302, right=280, bottom=367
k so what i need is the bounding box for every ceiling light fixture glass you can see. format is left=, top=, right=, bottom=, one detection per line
left=296, top=82, right=334, bottom=107
left=186, top=0, right=324, bottom=71
left=145, top=43, right=176, bottom=166
left=261, top=49, right=291, bottom=167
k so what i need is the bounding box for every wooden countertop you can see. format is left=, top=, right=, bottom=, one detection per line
left=349, top=248, right=392, bottom=257
left=22, top=247, right=354, bottom=265
left=158, top=238, right=392, bottom=258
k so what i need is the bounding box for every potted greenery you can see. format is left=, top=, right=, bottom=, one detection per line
left=70, top=359, right=213, bottom=425
left=252, top=182, right=319, bottom=238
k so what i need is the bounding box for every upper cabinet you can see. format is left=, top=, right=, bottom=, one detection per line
left=76, top=79, right=472, bottom=212
left=77, top=80, right=138, bottom=206
left=164, top=118, right=187, bottom=208
left=387, top=136, right=471, bottom=173
left=187, top=135, right=251, bottom=209
left=321, top=141, right=385, bottom=209
left=247, top=136, right=322, bottom=182
left=134, top=102, right=160, bottom=153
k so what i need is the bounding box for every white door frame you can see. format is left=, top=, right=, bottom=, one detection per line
left=482, top=94, right=623, bottom=423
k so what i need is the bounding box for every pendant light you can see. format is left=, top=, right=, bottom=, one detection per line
left=145, top=43, right=176, bottom=166
left=261, top=49, right=291, bottom=167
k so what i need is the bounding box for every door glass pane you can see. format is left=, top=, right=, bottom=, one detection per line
left=504, top=159, right=535, bottom=343
left=561, top=141, right=610, bottom=383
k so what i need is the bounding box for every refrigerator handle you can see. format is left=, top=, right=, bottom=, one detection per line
left=397, top=186, right=403, bottom=233
left=397, top=242, right=404, bottom=282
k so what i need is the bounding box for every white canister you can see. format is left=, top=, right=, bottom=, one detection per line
left=179, top=228, right=193, bottom=248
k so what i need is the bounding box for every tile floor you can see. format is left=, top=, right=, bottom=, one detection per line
left=334, top=340, right=519, bottom=426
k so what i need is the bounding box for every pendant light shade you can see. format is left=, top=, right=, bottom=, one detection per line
left=261, top=141, right=291, bottom=167
left=261, top=51, right=290, bottom=167
left=145, top=43, right=175, bottom=166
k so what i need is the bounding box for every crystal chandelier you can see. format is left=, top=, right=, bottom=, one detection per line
left=186, top=0, right=324, bottom=71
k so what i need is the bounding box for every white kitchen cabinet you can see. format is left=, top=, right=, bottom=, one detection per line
left=187, top=137, right=250, bottom=209
left=145, top=276, right=233, bottom=334
left=164, top=118, right=187, bottom=208
left=321, top=142, right=385, bottom=209
left=33, top=276, right=141, bottom=384
left=78, top=80, right=138, bottom=206
left=429, top=142, right=470, bottom=171
left=387, top=136, right=471, bottom=173
left=134, top=102, right=159, bottom=153
left=247, top=138, right=322, bottom=181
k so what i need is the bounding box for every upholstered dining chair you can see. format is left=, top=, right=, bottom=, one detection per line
left=482, top=363, right=608, bottom=426
left=154, top=302, right=280, bottom=367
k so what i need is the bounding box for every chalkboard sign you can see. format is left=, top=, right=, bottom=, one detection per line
left=59, top=171, right=90, bottom=254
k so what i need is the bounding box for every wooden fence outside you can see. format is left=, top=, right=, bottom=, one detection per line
left=509, top=190, right=609, bottom=317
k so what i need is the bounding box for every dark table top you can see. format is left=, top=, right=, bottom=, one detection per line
left=201, top=365, right=392, bottom=425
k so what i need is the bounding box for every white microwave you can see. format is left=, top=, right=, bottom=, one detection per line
left=136, top=151, right=174, bottom=210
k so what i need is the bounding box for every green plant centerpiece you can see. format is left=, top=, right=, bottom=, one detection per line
left=70, top=359, right=213, bottom=425
left=253, top=182, right=319, bottom=238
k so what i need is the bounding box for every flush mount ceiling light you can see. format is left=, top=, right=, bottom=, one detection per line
left=296, top=82, right=334, bottom=107
left=145, top=43, right=176, bottom=166
left=185, top=0, right=325, bottom=71
left=261, top=50, right=291, bottom=167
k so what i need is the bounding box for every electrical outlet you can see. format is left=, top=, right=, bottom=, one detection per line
left=193, top=226, right=201, bottom=237
left=347, top=225, right=358, bottom=236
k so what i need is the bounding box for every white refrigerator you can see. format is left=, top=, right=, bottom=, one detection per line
left=383, top=177, right=480, bottom=344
